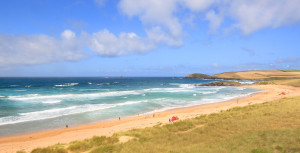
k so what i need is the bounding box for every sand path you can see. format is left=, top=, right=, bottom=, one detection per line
left=0, top=85, right=299, bottom=153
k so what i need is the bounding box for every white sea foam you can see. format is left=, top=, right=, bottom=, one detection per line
left=144, top=90, right=262, bottom=115
left=55, top=83, right=79, bottom=87
left=79, top=89, right=103, bottom=91
left=238, top=80, right=256, bottom=84
left=236, top=87, right=246, bottom=90
left=116, top=100, right=148, bottom=106
left=0, top=96, right=5, bottom=98
left=88, top=82, right=92, bottom=85
left=27, top=94, right=40, bottom=97
left=169, top=83, right=180, bottom=86
left=8, top=90, right=140, bottom=102
left=200, top=91, right=217, bottom=94
left=224, top=80, right=256, bottom=85
left=142, top=86, right=224, bottom=94
left=15, top=90, right=27, bottom=92
left=179, top=84, right=195, bottom=88
left=10, top=85, right=19, bottom=87
left=169, top=83, right=195, bottom=88
left=0, top=100, right=148, bottom=126
left=145, top=92, right=258, bottom=115
left=42, top=100, right=61, bottom=104
left=143, top=88, right=194, bottom=93
left=5, top=86, right=223, bottom=103
left=97, top=83, right=111, bottom=86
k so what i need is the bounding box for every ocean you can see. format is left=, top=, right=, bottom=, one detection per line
left=0, top=77, right=261, bottom=137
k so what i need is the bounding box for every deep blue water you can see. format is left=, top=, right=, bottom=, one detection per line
left=0, top=77, right=260, bottom=136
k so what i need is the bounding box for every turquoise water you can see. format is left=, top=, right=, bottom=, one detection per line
left=0, top=77, right=260, bottom=136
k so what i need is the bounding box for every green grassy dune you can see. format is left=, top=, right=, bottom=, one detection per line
left=21, top=96, right=300, bottom=153
left=282, top=70, right=300, bottom=72
left=255, top=79, right=300, bottom=87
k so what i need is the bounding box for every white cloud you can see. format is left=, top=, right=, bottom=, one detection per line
left=61, top=30, right=76, bottom=40
left=181, top=0, right=215, bottom=12
left=0, top=29, right=161, bottom=67
left=119, top=0, right=182, bottom=44
left=146, top=26, right=183, bottom=46
left=94, top=0, right=107, bottom=6
left=0, top=31, right=85, bottom=67
left=212, top=0, right=300, bottom=34
left=205, top=10, right=223, bottom=33
left=276, top=57, right=300, bottom=64
left=119, top=0, right=300, bottom=35
left=0, top=28, right=173, bottom=67
left=2, top=0, right=300, bottom=68
left=86, top=30, right=155, bottom=56
left=212, top=63, right=219, bottom=68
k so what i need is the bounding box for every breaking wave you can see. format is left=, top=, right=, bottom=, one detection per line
left=55, top=83, right=79, bottom=87
left=0, top=100, right=149, bottom=126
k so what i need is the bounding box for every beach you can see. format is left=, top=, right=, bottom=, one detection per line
left=0, top=84, right=300, bottom=153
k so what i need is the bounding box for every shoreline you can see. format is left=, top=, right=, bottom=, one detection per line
left=1, top=84, right=300, bottom=153
left=0, top=86, right=261, bottom=138
left=0, top=87, right=261, bottom=138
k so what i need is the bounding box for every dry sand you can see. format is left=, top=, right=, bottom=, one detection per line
left=1, top=84, right=300, bottom=153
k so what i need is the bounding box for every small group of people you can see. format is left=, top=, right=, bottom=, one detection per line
left=169, top=116, right=179, bottom=123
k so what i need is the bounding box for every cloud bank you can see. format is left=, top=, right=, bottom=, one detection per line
left=120, top=0, right=300, bottom=35
left=1, top=0, right=300, bottom=67
left=86, top=30, right=155, bottom=56
left=0, top=31, right=84, bottom=67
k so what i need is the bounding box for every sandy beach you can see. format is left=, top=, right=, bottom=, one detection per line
left=1, top=84, right=300, bottom=153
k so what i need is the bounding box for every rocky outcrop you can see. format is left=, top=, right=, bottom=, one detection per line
left=195, top=81, right=242, bottom=86
left=184, top=73, right=217, bottom=79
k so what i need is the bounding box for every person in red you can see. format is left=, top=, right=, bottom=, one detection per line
left=171, top=116, right=177, bottom=121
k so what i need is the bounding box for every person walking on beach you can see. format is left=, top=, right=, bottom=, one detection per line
left=119, top=117, right=120, bottom=120
left=66, top=125, right=68, bottom=128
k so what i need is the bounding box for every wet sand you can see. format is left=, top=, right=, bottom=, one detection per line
left=1, top=84, right=300, bottom=153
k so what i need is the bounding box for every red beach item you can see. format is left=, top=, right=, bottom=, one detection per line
left=172, top=116, right=177, bottom=121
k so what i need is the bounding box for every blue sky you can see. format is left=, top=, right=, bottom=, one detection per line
left=0, top=0, right=299, bottom=77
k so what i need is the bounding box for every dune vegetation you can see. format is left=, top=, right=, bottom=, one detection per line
left=20, top=95, right=300, bottom=153
left=255, top=79, right=300, bottom=87
left=282, top=70, right=300, bottom=72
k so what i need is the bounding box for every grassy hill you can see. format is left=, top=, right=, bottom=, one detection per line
left=24, top=96, right=300, bottom=153
left=186, top=70, right=300, bottom=80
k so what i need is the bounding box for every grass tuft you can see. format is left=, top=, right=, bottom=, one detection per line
left=31, top=147, right=67, bottom=153
left=67, top=140, right=92, bottom=152
left=163, top=120, right=195, bottom=132
left=67, top=135, right=119, bottom=152
left=89, top=144, right=115, bottom=153
left=251, top=148, right=271, bottom=153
